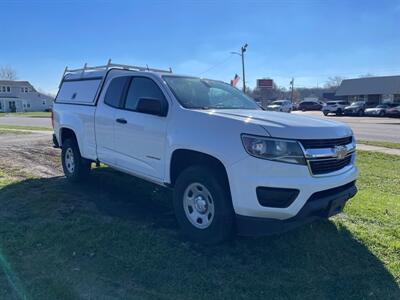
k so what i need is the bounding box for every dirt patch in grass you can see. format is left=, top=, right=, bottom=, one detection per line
left=0, top=133, right=61, bottom=178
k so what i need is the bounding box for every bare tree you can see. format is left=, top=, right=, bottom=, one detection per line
left=0, top=66, right=18, bottom=80
left=324, top=76, right=345, bottom=90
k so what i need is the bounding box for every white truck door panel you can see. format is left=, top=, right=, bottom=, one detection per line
left=95, top=104, right=116, bottom=165
left=114, top=111, right=167, bottom=179
left=113, top=76, right=168, bottom=180
left=95, top=75, right=132, bottom=165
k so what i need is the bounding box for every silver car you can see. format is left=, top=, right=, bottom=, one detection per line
left=266, top=100, right=292, bottom=113
left=364, top=104, right=396, bottom=117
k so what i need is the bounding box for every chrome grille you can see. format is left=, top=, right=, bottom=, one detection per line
left=301, top=136, right=355, bottom=176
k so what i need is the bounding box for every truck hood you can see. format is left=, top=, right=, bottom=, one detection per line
left=204, top=109, right=352, bottom=139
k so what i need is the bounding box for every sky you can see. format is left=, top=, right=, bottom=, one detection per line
left=0, top=0, right=399, bottom=95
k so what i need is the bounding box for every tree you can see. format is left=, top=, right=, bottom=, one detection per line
left=324, top=76, right=344, bottom=90
left=0, top=66, right=17, bottom=80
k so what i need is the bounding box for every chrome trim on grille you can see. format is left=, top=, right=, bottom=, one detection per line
left=304, top=142, right=356, bottom=159
left=298, top=137, right=356, bottom=177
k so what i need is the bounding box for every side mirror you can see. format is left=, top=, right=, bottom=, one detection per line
left=136, top=97, right=168, bottom=117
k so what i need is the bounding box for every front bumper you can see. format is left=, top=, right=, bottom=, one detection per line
left=236, top=181, right=357, bottom=236
left=227, top=155, right=358, bottom=220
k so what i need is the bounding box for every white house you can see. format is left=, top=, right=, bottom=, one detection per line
left=0, top=80, right=54, bottom=112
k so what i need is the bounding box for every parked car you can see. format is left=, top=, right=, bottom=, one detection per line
left=266, top=100, right=292, bottom=113
left=386, top=105, right=400, bottom=118
left=53, top=61, right=358, bottom=244
left=364, top=104, right=396, bottom=117
left=344, top=101, right=366, bottom=116
left=322, top=100, right=349, bottom=116
left=298, top=101, right=323, bottom=111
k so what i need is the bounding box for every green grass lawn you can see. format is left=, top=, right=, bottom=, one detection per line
left=0, top=112, right=51, bottom=118
left=358, top=140, right=400, bottom=150
left=0, top=151, right=399, bottom=299
left=0, top=125, right=52, bottom=132
left=0, top=129, right=32, bottom=135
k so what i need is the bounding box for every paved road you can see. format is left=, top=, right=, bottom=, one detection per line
left=1, top=112, right=399, bottom=143
left=0, top=116, right=51, bottom=128
left=292, top=111, right=400, bottom=143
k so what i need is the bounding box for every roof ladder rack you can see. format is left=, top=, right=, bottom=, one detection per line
left=62, top=59, right=172, bottom=78
left=59, top=59, right=173, bottom=88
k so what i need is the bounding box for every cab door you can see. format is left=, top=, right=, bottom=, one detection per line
left=95, top=76, right=130, bottom=166
left=113, top=76, right=169, bottom=180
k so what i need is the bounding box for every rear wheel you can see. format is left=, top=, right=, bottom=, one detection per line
left=173, top=166, right=235, bottom=244
left=358, top=110, right=364, bottom=117
left=323, top=111, right=328, bottom=116
left=61, top=139, right=91, bottom=182
left=379, top=110, right=385, bottom=117
left=336, top=109, right=342, bottom=116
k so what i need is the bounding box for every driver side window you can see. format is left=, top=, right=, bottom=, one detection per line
left=124, top=77, right=166, bottom=111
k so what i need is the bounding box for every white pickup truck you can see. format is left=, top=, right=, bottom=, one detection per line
left=53, top=61, right=358, bottom=244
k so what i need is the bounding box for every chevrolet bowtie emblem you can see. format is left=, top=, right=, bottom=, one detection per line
left=334, top=145, right=348, bottom=160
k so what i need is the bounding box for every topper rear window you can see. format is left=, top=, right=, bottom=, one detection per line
left=56, top=78, right=102, bottom=104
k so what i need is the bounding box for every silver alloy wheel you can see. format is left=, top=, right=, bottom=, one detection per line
left=183, top=182, right=215, bottom=229
left=65, top=148, right=75, bottom=173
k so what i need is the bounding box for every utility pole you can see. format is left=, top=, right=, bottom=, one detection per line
left=241, top=44, right=247, bottom=93
left=290, top=78, right=294, bottom=102
left=231, top=43, right=248, bottom=93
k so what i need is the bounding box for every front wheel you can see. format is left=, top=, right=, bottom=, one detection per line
left=323, top=111, right=328, bottom=116
left=173, top=166, right=235, bottom=244
left=336, top=109, right=342, bottom=116
left=61, top=138, right=91, bottom=182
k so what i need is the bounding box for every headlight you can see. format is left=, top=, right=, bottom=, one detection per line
left=241, top=134, right=306, bottom=165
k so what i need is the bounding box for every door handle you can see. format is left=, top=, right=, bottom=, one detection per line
left=116, top=118, right=127, bottom=124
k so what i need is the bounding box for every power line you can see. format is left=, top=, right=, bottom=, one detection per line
left=198, top=54, right=235, bottom=76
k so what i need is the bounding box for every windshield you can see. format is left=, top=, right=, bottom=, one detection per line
left=163, top=76, right=260, bottom=110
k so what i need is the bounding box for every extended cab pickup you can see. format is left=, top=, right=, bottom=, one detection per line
left=53, top=61, right=358, bottom=244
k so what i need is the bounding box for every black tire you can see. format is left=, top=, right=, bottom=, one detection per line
left=173, top=166, right=235, bottom=244
left=323, top=111, right=328, bottom=116
left=336, top=109, right=342, bottom=116
left=61, top=138, right=91, bottom=182
left=379, top=110, right=385, bottom=117
left=358, top=110, right=364, bottom=117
